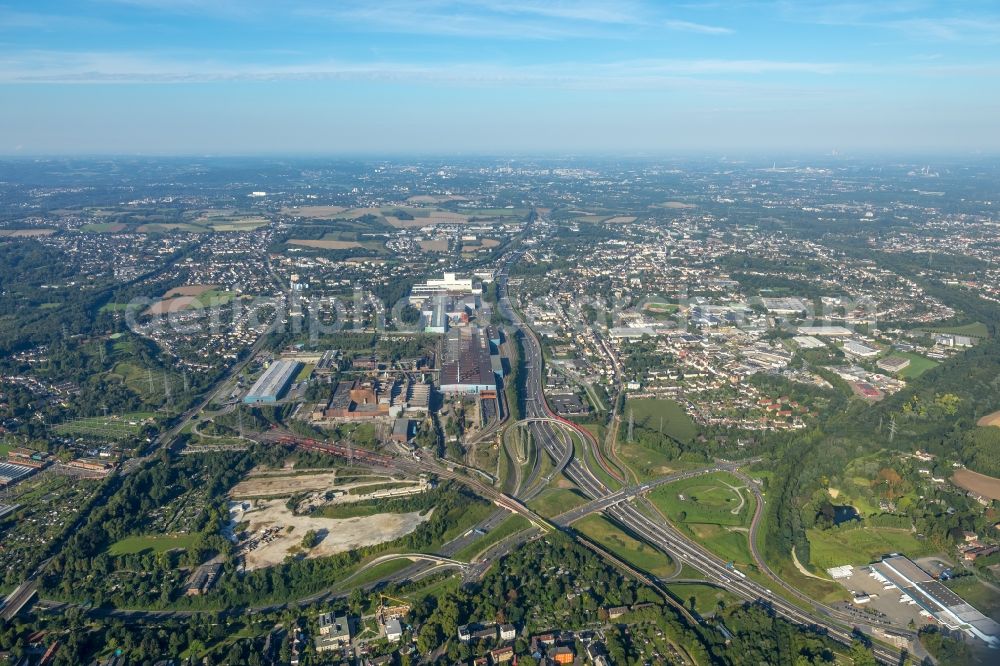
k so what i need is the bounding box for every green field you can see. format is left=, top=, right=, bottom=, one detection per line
left=99, top=302, right=131, bottom=312
left=294, top=364, right=314, bottom=382
left=80, top=222, right=126, bottom=233
left=110, top=361, right=182, bottom=402
left=576, top=514, right=675, bottom=578
left=686, top=523, right=754, bottom=567
left=527, top=486, right=588, bottom=518
left=453, top=514, right=531, bottom=561
left=647, top=472, right=756, bottom=569
left=648, top=472, right=753, bottom=527
left=883, top=352, right=939, bottom=379
left=342, top=559, right=413, bottom=588
left=55, top=412, right=157, bottom=439
left=921, top=322, right=990, bottom=339
left=625, top=398, right=698, bottom=444
left=107, top=533, right=199, bottom=555
left=665, top=582, right=740, bottom=617
left=805, top=527, right=936, bottom=570
left=617, top=440, right=681, bottom=482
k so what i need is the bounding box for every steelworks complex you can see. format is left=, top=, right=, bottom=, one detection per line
left=244, top=360, right=301, bottom=404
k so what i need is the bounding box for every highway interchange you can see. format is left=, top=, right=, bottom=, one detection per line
left=490, top=232, right=910, bottom=664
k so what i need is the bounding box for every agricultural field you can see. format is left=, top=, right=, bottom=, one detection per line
left=805, top=527, right=936, bottom=570
left=978, top=410, right=1000, bottom=428
left=951, top=467, right=1000, bottom=501
left=136, top=223, right=207, bottom=233
left=80, top=222, right=127, bottom=233
left=288, top=239, right=363, bottom=250
left=0, top=229, right=56, bottom=237
left=625, top=398, right=698, bottom=444
left=575, top=514, right=675, bottom=578
left=417, top=239, right=449, bottom=252
left=281, top=205, right=348, bottom=218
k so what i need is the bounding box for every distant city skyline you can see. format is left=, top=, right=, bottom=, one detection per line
left=2, top=0, right=1000, bottom=155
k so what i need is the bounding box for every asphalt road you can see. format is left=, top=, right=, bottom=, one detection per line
left=494, top=239, right=907, bottom=665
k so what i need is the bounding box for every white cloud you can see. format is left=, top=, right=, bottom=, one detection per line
left=663, top=19, right=733, bottom=35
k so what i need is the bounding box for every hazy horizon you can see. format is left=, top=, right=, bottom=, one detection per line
left=3, top=1, right=1000, bottom=155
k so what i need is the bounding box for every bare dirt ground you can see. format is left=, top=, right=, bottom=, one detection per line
left=144, top=296, right=198, bottom=316
left=288, top=239, right=363, bottom=250
left=952, top=468, right=1000, bottom=501
left=604, top=216, right=638, bottom=224
left=230, top=470, right=341, bottom=497
left=418, top=239, right=449, bottom=252
left=231, top=499, right=431, bottom=569
left=977, top=410, right=1000, bottom=427
left=0, top=229, right=56, bottom=237
left=164, top=284, right=216, bottom=298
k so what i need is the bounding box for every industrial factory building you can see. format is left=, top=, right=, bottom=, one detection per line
left=244, top=360, right=301, bottom=404
left=440, top=328, right=497, bottom=395
left=872, top=555, right=1000, bottom=648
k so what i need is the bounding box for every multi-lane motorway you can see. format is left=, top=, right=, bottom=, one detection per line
left=494, top=239, right=907, bottom=665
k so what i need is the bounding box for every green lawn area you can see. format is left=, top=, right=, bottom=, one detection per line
left=944, top=577, right=1000, bottom=622
left=577, top=431, right=622, bottom=491
left=884, top=352, right=939, bottom=379
left=295, top=364, right=314, bottom=382
left=648, top=472, right=753, bottom=527
left=665, top=582, right=740, bottom=617
left=527, top=485, right=588, bottom=518
left=806, top=526, right=936, bottom=570
left=401, top=573, right=460, bottom=603
left=342, top=559, right=413, bottom=588
left=625, top=398, right=698, bottom=444
left=575, top=514, right=675, bottom=578
left=684, top=523, right=754, bottom=568
left=921, top=321, right=990, bottom=339
left=617, top=439, right=681, bottom=482
left=107, top=533, right=199, bottom=555
left=453, top=514, right=531, bottom=561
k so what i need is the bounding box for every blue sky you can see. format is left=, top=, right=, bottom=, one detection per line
left=2, top=0, right=999, bottom=155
